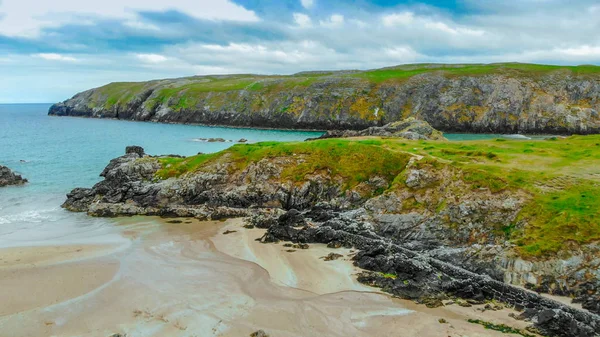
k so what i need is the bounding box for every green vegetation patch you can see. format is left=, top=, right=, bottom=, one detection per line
left=356, top=63, right=600, bottom=83
left=156, top=153, right=221, bottom=179
left=517, top=184, right=600, bottom=257
left=383, top=135, right=600, bottom=257
left=467, top=319, right=537, bottom=337
left=156, top=139, right=411, bottom=192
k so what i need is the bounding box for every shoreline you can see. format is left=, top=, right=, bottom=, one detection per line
left=210, top=219, right=541, bottom=337
left=0, top=217, right=545, bottom=336
left=47, top=114, right=581, bottom=137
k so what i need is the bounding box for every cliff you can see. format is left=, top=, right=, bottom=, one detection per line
left=48, top=63, right=600, bottom=134
left=61, top=134, right=600, bottom=336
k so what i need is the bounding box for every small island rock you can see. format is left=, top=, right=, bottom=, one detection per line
left=0, top=165, right=28, bottom=187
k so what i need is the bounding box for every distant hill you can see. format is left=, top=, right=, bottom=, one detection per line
left=49, top=63, right=600, bottom=134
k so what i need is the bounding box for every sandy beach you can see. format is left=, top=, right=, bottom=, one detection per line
left=0, top=217, right=536, bottom=337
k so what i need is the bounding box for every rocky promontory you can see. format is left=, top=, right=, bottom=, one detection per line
left=308, top=117, right=446, bottom=141
left=0, top=165, right=27, bottom=187
left=61, top=133, right=600, bottom=336
left=48, top=63, right=600, bottom=134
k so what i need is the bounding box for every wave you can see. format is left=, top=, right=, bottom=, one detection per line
left=0, top=207, right=61, bottom=225
left=502, top=134, right=532, bottom=140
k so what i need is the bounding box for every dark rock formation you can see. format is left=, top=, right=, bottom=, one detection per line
left=250, top=330, right=269, bottom=337
left=262, top=209, right=600, bottom=337
left=48, top=65, right=600, bottom=134
left=307, top=117, right=446, bottom=141
left=0, top=165, right=27, bottom=187
left=62, top=147, right=375, bottom=219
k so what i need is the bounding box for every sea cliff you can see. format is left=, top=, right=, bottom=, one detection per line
left=49, top=63, right=600, bottom=134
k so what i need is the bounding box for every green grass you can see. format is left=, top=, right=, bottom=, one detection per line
left=156, top=154, right=220, bottom=179
left=379, top=272, right=398, bottom=280
left=467, top=319, right=536, bottom=337
left=156, top=139, right=411, bottom=192
left=517, top=185, right=600, bottom=256
left=378, top=135, right=600, bottom=257
left=356, top=63, right=600, bottom=83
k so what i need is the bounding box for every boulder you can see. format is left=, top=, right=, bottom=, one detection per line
left=0, top=165, right=27, bottom=187
left=308, top=117, right=446, bottom=141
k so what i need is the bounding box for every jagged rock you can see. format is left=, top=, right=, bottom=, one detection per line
left=238, top=138, right=248, bottom=143
left=0, top=165, right=27, bottom=187
left=322, top=253, right=344, bottom=261
left=250, top=330, right=269, bottom=337
left=194, top=138, right=227, bottom=142
left=308, top=118, right=446, bottom=141
left=125, top=145, right=145, bottom=157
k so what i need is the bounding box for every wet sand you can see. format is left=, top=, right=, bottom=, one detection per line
left=0, top=217, right=537, bottom=337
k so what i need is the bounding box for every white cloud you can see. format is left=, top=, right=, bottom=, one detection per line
left=0, top=0, right=259, bottom=37
left=300, top=0, right=314, bottom=9
left=135, top=53, right=169, bottom=63
left=382, top=12, right=414, bottom=27
left=34, top=53, right=77, bottom=62
left=556, top=45, right=600, bottom=58
left=424, top=22, right=484, bottom=36
left=384, top=46, right=422, bottom=61
left=293, top=13, right=312, bottom=27
left=320, top=14, right=344, bottom=27
left=382, top=11, right=484, bottom=37
left=124, top=20, right=160, bottom=31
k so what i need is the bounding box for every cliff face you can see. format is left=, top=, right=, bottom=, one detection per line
left=48, top=63, right=600, bottom=133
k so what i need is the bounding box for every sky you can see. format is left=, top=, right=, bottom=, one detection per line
left=0, top=0, right=599, bottom=103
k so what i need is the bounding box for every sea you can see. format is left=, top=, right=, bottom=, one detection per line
left=0, top=103, right=536, bottom=248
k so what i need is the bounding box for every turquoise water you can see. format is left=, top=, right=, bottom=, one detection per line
left=0, top=104, right=322, bottom=247
left=0, top=104, right=545, bottom=247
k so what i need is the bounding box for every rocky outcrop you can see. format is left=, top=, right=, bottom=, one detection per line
left=48, top=64, right=600, bottom=134
left=0, top=165, right=27, bottom=187
left=63, top=145, right=600, bottom=336
left=63, top=146, right=387, bottom=219
left=307, top=117, right=446, bottom=141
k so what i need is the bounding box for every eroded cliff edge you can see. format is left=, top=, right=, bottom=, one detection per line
left=49, top=63, right=600, bottom=134
left=61, top=128, right=600, bottom=336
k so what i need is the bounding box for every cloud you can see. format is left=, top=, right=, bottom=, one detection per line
left=424, top=22, right=484, bottom=36
left=0, top=0, right=259, bottom=37
left=301, top=0, right=315, bottom=10
left=293, top=13, right=312, bottom=27
left=135, top=53, right=169, bottom=63
left=555, top=45, right=600, bottom=58
left=124, top=20, right=161, bottom=31
left=382, top=12, right=414, bottom=26
left=382, top=11, right=484, bottom=37
left=2, top=0, right=600, bottom=103
left=34, top=53, right=77, bottom=62
left=320, top=14, right=344, bottom=27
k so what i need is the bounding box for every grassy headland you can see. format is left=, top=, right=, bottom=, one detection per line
left=156, top=135, right=600, bottom=258
left=52, top=62, right=600, bottom=134
left=87, top=63, right=600, bottom=111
